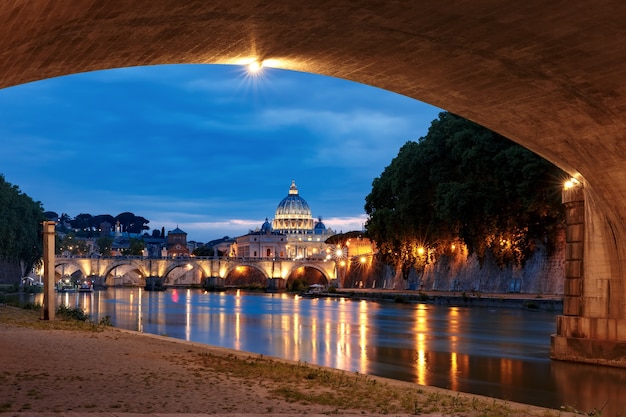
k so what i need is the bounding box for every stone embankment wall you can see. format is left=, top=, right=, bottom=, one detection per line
left=344, top=231, right=565, bottom=295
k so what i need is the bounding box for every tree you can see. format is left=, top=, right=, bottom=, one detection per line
left=365, top=112, right=565, bottom=270
left=70, top=213, right=93, bottom=231
left=43, top=211, right=58, bottom=221
left=115, top=212, right=149, bottom=234
left=122, top=239, right=145, bottom=256
left=96, top=237, right=114, bottom=257
left=0, top=175, right=45, bottom=275
left=57, top=232, right=90, bottom=256
left=192, top=246, right=216, bottom=257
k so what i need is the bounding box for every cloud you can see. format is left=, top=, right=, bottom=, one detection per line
left=0, top=64, right=441, bottom=243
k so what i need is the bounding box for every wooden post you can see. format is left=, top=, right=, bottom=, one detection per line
left=41, top=221, right=56, bottom=320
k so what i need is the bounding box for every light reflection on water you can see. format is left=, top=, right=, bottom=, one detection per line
left=25, top=288, right=626, bottom=416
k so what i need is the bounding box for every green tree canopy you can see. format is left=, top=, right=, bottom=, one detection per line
left=192, top=245, right=219, bottom=257
left=115, top=212, right=149, bottom=234
left=57, top=232, right=90, bottom=256
left=122, top=238, right=145, bottom=256
left=0, top=174, right=45, bottom=271
left=364, top=112, right=565, bottom=271
left=96, top=236, right=113, bottom=257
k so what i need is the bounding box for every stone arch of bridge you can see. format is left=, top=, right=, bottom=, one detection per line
left=162, top=261, right=200, bottom=285
left=102, top=260, right=150, bottom=282
left=222, top=263, right=270, bottom=282
left=284, top=263, right=332, bottom=284
left=54, top=260, right=87, bottom=281
left=4, top=1, right=626, bottom=365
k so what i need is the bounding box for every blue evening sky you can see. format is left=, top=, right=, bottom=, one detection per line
left=0, top=64, right=441, bottom=242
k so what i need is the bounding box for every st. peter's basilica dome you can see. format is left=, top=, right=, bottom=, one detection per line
left=272, top=180, right=315, bottom=234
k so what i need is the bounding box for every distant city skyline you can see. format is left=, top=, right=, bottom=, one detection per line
left=0, top=64, right=442, bottom=242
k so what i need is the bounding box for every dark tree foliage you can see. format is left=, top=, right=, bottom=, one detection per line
left=69, top=213, right=93, bottom=230
left=326, top=231, right=369, bottom=246
left=0, top=175, right=45, bottom=271
left=62, top=212, right=150, bottom=235
left=114, top=212, right=149, bottom=234
left=122, top=238, right=145, bottom=256
left=43, top=211, right=58, bottom=221
left=192, top=245, right=224, bottom=257
left=57, top=232, right=90, bottom=255
left=364, top=112, right=565, bottom=270
left=96, top=236, right=113, bottom=257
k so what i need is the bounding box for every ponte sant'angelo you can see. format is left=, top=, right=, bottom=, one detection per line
left=53, top=180, right=369, bottom=291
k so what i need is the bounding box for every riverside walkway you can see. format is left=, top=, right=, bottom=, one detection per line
left=332, top=288, right=563, bottom=311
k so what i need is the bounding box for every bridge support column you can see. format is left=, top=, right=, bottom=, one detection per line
left=551, top=182, right=626, bottom=367
left=203, top=276, right=225, bottom=290
left=266, top=278, right=286, bottom=293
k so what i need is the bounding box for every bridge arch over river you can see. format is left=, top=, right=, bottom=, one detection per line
left=54, top=256, right=336, bottom=290
left=4, top=1, right=626, bottom=366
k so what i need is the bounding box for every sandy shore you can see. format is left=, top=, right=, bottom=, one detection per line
left=0, top=305, right=574, bottom=416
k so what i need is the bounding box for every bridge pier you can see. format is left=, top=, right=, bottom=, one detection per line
left=266, top=278, right=286, bottom=293
left=551, top=181, right=626, bottom=367
left=202, top=276, right=225, bottom=290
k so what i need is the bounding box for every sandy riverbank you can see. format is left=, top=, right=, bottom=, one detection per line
left=0, top=305, right=574, bottom=416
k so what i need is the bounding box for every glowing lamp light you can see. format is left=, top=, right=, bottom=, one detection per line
left=417, top=247, right=425, bottom=256
left=564, top=177, right=580, bottom=190
left=247, top=60, right=263, bottom=73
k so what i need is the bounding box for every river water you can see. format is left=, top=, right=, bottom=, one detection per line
left=28, top=288, right=626, bottom=416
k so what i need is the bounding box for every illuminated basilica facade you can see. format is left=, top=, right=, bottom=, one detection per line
left=232, top=180, right=336, bottom=259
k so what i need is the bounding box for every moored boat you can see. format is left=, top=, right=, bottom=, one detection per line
left=78, top=281, right=94, bottom=292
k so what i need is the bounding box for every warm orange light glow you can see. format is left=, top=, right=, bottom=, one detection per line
left=564, top=177, right=580, bottom=190
left=417, top=247, right=425, bottom=256
left=360, top=256, right=366, bottom=264
left=247, top=60, right=263, bottom=73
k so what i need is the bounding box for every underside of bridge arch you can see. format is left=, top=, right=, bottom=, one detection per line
left=163, top=263, right=203, bottom=286
left=54, top=262, right=85, bottom=282
left=285, top=266, right=329, bottom=290
left=4, top=1, right=626, bottom=366
left=104, top=264, right=146, bottom=287
left=224, top=265, right=268, bottom=288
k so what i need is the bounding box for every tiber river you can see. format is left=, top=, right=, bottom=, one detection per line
left=29, top=288, right=626, bottom=416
